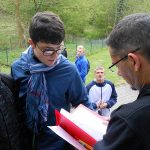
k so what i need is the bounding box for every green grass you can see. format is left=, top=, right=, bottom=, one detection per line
left=85, top=48, right=125, bottom=86
left=0, top=48, right=24, bottom=74
left=0, top=14, right=17, bottom=48
left=65, top=43, right=125, bottom=86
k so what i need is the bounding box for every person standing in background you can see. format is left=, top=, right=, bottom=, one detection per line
left=86, top=66, right=117, bottom=116
left=61, top=41, right=68, bottom=57
left=75, top=45, right=89, bottom=83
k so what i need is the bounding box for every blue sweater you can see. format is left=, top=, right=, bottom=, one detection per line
left=75, top=55, right=89, bottom=83
left=11, top=47, right=92, bottom=150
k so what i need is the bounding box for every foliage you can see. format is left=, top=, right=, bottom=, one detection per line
left=0, top=0, right=119, bottom=41
left=1, top=0, right=150, bottom=45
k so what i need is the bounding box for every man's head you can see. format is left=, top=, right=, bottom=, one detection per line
left=28, top=11, right=65, bottom=66
left=76, top=45, right=85, bottom=57
left=95, top=66, right=105, bottom=83
left=106, top=13, right=150, bottom=90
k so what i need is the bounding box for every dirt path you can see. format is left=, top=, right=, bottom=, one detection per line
left=111, top=84, right=139, bottom=112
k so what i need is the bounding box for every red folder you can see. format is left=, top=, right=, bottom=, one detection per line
left=48, top=104, right=107, bottom=150
left=55, top=109, right=97, bottom=147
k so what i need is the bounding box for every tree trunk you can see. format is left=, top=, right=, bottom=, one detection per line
left=15, top=0, right=26, bottom=48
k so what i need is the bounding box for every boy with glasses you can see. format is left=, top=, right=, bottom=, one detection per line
left=11, top=12, right=92, bottom=150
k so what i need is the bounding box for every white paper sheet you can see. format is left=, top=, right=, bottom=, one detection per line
left=48, top=126, right=86, bottom=150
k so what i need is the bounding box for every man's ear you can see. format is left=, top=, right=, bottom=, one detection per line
left=28, top=39, right=36, bottom=49
left=128, top=53, right=141, bottom=71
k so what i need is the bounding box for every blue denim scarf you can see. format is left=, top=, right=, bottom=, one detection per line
left=23, top=47, right=61, bottom=133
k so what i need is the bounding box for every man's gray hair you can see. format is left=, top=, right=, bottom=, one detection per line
left=106, top=13, right=150, bottom=60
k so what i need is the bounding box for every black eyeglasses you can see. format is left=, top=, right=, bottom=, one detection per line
left=108, top=47, right=140, bottom=72
left=36, top=44, right=62, bottom=56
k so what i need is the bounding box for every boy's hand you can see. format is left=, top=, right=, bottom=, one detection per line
left=99, top=102, right=108, bottom=109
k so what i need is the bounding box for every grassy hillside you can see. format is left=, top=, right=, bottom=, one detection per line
left=85, top=48, right=124, bottom=86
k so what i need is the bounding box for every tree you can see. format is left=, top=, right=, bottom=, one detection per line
left=32, top=0, right=45, bottom=12
left=15, top=0, right=26, bottom=48
left=114, top=0, right=127, bottom=25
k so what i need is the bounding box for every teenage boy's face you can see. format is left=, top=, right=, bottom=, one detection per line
left=30, top=40, right=62, bottom=66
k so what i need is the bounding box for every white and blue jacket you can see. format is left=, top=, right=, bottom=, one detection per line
left=86, top=80, right=117, bottom=116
